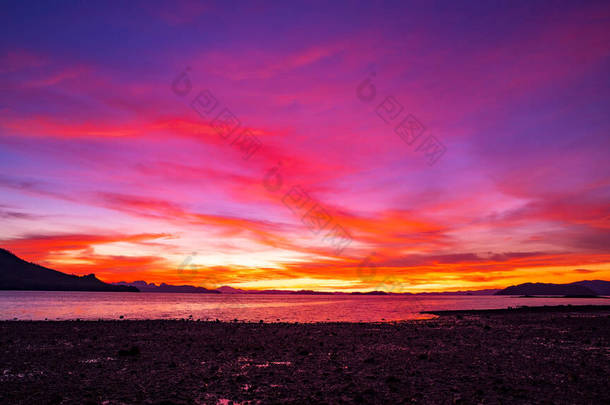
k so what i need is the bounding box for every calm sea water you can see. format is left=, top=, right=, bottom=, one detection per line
left=0, top=291, right=608, bottom=322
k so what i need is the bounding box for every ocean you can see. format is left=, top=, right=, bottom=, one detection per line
left=1, top=291, right=608, bottom=322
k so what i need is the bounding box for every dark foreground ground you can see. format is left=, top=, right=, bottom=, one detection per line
left=1, top=306, right=609, bottom=404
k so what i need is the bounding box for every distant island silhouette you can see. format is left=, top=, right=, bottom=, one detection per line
left=495, top=280, right=610, bottom=297
left=115, top=281, right=500, bottom=295
left=114, top=280, right=219, bottom=294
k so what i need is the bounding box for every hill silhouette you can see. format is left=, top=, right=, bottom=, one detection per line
left=495, top=280, right=610, bottom=296
left=0, top=248, right=138, bottom=292
left=114, top=281, right=219, bottom=293
left=570, top=280, right=610, bottom=295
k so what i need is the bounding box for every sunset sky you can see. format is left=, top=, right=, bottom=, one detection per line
left=1, top=1, right=609, bottom=292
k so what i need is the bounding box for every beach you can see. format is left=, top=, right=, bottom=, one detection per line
left=1, top=306, right=609, bottom=404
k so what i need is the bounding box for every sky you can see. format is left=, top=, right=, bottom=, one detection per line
left=1, top=0, right=609, bottom=292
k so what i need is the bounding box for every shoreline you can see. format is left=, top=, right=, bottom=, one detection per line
left=1, top=307, right=609, bottom=404
left=423, top=304, right=610, bottom=316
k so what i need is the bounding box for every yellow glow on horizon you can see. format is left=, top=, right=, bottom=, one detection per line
left=231, top=277, right=362, bottom=291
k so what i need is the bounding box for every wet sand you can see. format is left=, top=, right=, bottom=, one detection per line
left=1, top=306, right=609, bottom=404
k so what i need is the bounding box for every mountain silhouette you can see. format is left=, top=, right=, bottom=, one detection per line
left=570, top=280, right=610, bottom=295
left=114, top=281, right=219, bottom=293
left=495, top=281, right=610, bottom=296
left=0, top=248, right=138, bottom=292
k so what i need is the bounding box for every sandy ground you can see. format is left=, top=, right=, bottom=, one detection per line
left=1, top=307, right=609, bottom=404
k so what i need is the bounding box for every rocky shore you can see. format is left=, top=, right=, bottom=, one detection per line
left=1, top=307, right=609, bottom=404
